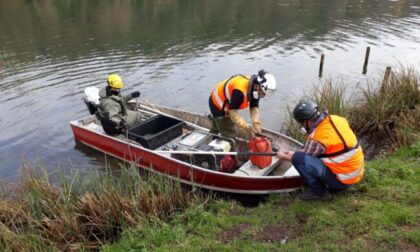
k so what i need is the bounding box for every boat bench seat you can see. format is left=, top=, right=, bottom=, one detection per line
left=233, top=157, right=280, bottom=176
left=84, top=122, right=105, bottom=134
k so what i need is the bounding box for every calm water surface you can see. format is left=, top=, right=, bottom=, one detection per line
left=1, top=0, right=419, bottom=179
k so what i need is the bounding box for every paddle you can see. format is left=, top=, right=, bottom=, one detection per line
left=155, top=150, right=277, bottom=156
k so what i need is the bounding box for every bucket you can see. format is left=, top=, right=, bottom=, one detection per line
left=249, top=136, right=273, bottom=169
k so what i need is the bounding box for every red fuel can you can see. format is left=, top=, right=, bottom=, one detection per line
left=249, top=136, right=273, bottom=169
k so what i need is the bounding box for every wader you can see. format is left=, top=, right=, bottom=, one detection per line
left=210, top=116, right=236, bottom=138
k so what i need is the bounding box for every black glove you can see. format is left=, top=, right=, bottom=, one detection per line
left=120, top=119, right=128, bottom=130
left=131, top=91, right=141, bottom=98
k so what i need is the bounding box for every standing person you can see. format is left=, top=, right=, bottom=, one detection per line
left=277, top=100, right=365, bottom=201
left=97, top=74, right=141, bottom=134
left=209, top=70, right=277, bottom=138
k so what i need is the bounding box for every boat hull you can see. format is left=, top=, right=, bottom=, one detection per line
left=70, top=123, right=302, bottom=194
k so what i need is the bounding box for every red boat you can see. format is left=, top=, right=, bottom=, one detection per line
left=70, top=100, right=303, bottom=194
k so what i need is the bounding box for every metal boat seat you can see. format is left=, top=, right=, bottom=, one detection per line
left=233, top=157, right=281, bottom=176
left=84, top=121, right=105, bottom=134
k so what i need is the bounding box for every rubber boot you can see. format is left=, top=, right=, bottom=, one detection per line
left=298, top=191, right=332, bottom=201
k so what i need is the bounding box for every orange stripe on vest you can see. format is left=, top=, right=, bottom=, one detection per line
left=211, top=75, right=250, bottom=112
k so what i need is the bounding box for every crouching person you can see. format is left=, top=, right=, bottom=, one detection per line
left=97, top=74, right=141, bottom=134
left=277, top=100, right=365, bottom=201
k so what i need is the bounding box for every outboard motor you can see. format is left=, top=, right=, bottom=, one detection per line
left=83, top=86, right=100, bottom=115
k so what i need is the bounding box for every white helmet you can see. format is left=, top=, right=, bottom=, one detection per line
left=257, top=70, right=276, bottom=95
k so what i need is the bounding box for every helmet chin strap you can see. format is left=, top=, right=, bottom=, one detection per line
left=252, top=82, right=262, bottom=99
left=299, top=120, right=311, bottom=135
left=252, top=91, right=259, bottom=99
left=299, top=126, right=307, bottom=135
left=109, top=88, right=120, bottom=96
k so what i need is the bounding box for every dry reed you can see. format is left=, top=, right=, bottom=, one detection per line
left=0, top=160, right=209, bottom=251
left=284, top=66, right=420, bottom=156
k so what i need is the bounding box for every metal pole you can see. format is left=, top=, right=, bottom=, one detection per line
left=156, top=150, right=278, bottom=156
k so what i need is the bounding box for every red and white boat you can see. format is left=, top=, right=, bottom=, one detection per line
left=70, top=99, right=303, bottom=194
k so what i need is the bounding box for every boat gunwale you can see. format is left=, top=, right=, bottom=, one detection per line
left=138, top=101, right=304, bottom=148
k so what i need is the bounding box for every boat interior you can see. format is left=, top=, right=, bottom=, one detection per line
left=76, top=106, right=299, bottom=178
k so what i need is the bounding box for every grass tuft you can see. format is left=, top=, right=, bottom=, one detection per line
left=284, top=66, right=420, bottom=157
left=349, top=66, right=420, bottom=149
left=0, top=161, right=210, bottom=250
left=105, top=143, right=420, bottom=251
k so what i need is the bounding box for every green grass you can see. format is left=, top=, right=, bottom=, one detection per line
left=105, top=142, right=420, bottom=251
left=2, top=66, right=419, bottom=251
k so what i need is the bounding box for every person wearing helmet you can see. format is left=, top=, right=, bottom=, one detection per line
left=209, top=70, right=277, bottom=138
left=277, top=99, right=365, bottom=201
left=97, top=74, right=142, bottom=134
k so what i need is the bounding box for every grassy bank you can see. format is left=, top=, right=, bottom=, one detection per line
left=0, top=163, right=211, bottom=251
left=1, top=146, right=418, bottom=251
left=1, top=66, right=419, bottom=251
left=104, top=142, right=420, bottom=251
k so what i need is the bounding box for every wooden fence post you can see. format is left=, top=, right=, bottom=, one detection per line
left=381, top=66, right=392, bottom=91
left=362, top=46, right=370, bottom=74
left=319, top=54, right=325, bottom=78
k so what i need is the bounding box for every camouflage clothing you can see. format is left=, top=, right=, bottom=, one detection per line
left=96, top=87, right=141, bottom=134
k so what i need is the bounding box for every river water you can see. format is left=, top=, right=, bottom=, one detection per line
left=1, top=0, right=419, bottom=180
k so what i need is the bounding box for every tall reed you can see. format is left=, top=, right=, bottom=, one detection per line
left=349, top=66, right=420, bottom=148
left=283, top=79, right=348, bottom=143
left=283, top=66, right=420, bottom=155
left=0, top=161, right=210, bottom=251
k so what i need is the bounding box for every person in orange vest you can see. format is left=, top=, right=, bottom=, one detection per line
left=277, top=100, right=365, bottom=201
left=209, top=70, right=277, bottom=138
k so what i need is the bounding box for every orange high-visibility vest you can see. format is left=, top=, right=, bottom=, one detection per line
left=308, top=115, right=364, bottom=184
left=211, top=75, right=250, bottom=112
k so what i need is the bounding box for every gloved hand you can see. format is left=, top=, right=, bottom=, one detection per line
left=120, top=119, right=128, bottom=130
left=252, top=122, right=262, bottom=134
left=131, top=91, right=141, bottom=98
left=246, top=124, right=258, bottom=137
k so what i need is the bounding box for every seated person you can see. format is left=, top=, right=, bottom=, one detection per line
left=96, top=74, right=141, bottom=134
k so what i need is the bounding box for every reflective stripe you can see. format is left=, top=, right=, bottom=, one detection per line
left=212, top=88, right=224, bottom=109
left=337, top=165, right=364, bottom=181
left=321, top=147, right=359, bottom=164
left=224, top=81, right=231, bottom=101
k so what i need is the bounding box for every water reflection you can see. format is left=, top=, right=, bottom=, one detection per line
left=0, top=0, right=419, bottom=179
left=1, top=0, right=419, bottom=63
left=73, top=140, right=125, bottom=171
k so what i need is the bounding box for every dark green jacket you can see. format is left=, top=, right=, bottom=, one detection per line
left=97, top=87, right=134, bottom=134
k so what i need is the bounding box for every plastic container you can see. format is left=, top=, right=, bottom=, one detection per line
left=128, top=115, right=185, bottom=149
left=249, top=136, right=273, bottom=169
left=208, top=139, right=231, bottom=152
